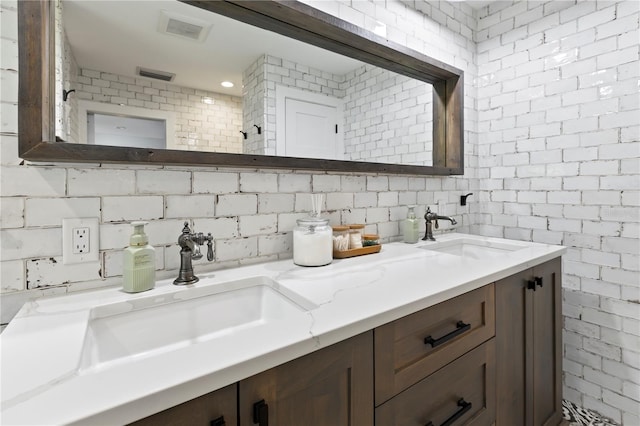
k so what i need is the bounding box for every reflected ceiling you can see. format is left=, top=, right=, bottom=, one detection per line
left=62, top=0, right=364, bottom=97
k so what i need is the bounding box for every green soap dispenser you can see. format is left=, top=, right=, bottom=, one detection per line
left=403, top=206, right=420, bottom=244
left=123, top=221, right=155, bottom=293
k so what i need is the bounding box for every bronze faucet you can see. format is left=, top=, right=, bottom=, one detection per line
left=174, top=221, right=213, bottom=285
left=422, top=207, right=457, bottom=241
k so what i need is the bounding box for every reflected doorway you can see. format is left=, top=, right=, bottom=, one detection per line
left=276, top=86, right=344, bottom=160
left=87, top=113, right=166, bottom=149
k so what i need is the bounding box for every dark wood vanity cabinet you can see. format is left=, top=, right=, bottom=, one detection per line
left=239, top=331, right=373, bottom=426
left=495, top=258, right=563, bottom=426
left=130, top=258, right=562, bottom=426
left=374, top=284, right=497, bottom=425
left=129, top=383, right=237, bottom=426
left=375, top=340, right=496, bottom=426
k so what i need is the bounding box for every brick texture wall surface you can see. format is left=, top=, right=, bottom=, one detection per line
left=1, top=0, right=637, bottom=421
left=476, top=1, right=639, bottom=423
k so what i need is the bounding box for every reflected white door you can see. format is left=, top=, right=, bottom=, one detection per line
left=276, top=86, right=343, bottom=160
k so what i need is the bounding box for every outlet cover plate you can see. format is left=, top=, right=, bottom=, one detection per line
left=62, top=218, right=100, bottom=264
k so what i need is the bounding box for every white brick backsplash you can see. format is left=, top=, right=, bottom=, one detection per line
left=584, top=307, right=624, bottom=330
left=312, top=175, right=341, bottom=192
left=68, top=168, right=135, bottom=196
left=340, top=175, right=366, bottom=192
left=258, top=234, right=291, bottom=257
left=102, top=196, right=163, bottom=222
left=352, top=192, right=376, bottom=208
left=602, top=266, right=640, bottom=286
left=258, top=194, right=295, bottom=214
left=583, top=220, right=621, bottom=237
left=0, top=197, right=23, bottom=228
left=566, top=373, right=602, bottom=400
left=278, top=174, right=312, bottom=193
left=602, top=237, right=640, bottom=255
left=584, top=337, right=623, bottom=361
left=563, top=176, right=600, bottom=190
left=604, top=387, right=640, bottom=415
left=585, top=366, right=623, bottom=393
left=566, top=344, right=603, bottom=371
left=25, top=197, right=100, bottom=227
left=277, top=212, right=308, bottom=233
left=216, top=237, right=258, bottom=262
left=216, top=194, right=257, bottom=217
left=377, top=191, right=398, bottom=207
left=366, top=207, right=389, bottom=223
left=623, top=318, right=640, bottom=337
left=239, top=214, right=278, bottom=236
left=136, top=170, right=190, bottom=194
left=190, top=217, right=238, bottom=240
left=1, top=167, right=66, bottom=197
left=326, top=192, right=354, bottom=210
left=583, top=277, right=622, bottom=298
left=165, top=195, right=215, bottom=219
left=240, top=173, right=278, bottom=193
left=1, top=260, right=24, bottom=292
left=26, top=256, right=101, bottom=289
left=1, top=228, right=62, bottom=261
left=192, top=172, right=238, bottom=194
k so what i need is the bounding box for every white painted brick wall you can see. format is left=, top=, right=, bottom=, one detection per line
left=70, top=67, right=244, bottom=153
left=244, top=53, right=434, bottom=165
left=27, top=0, right=628, bottom=416
left=477, top=0, right=640, bottom=421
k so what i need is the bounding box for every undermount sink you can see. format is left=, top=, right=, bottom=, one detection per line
left=420, top=237, right=527, bottom=259
left=79, top=276, right=313, bottom=372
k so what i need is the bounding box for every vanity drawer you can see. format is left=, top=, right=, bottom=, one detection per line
left=374, top=284, right=495, bottom=405
left=375, top=339, right=496, bottom=426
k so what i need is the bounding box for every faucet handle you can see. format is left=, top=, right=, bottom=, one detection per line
left=192, top=244, right=203, bottom=260
left=181, top=221, right=191, bottom=234
left=424, top=206, right=432, bottom=220
left=207, top=234, right=213, bottom=261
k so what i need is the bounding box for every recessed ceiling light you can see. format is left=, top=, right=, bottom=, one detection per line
left=116, top=126, right=127, bottom=130
left=221, top=81, right=234, bottom=88
left=202, top=96, right=214, bottom=105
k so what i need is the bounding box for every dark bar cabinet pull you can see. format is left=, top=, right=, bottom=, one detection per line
left=253, top=399, right=269, bottom=426
left=424, top=321, right=471, bottom=347
left=534, top=276, right=543, bottom=288
left=441, top=398, right=472, bottom=426
left=210, top=416, right=225, bottom=426
left=425, top=398, right=472, bottom=426
left=527, top=277, right=543, bottom=291
left=527, top=279, right=536, bottom=291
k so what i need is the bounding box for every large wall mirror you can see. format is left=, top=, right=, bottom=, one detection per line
left=18, top=0, right=464, bottom=175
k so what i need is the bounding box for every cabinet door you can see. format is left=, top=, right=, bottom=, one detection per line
left=495, top=258, right=562, bottom=426
left=129, top=383, right=237, bottom=426
left=239, top=331, right=373, bottom=426
left=532, top=258, right=563, bottom=426
left=495, top=267, right=530, bottom=425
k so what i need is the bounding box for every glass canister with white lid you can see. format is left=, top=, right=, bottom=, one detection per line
left=293, top=217, right=333, bottom=266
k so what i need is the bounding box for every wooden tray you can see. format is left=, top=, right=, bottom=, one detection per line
left=333, top=244, right=381, bottom=259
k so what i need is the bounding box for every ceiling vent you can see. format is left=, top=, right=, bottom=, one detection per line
left=158, top=10, right=212, bottom=43
left=136, top=67, right=175, bottom=82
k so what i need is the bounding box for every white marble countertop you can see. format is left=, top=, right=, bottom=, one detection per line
left=0, top=233, right=565, bottom=425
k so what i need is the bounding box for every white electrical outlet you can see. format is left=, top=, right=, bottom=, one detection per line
left=63, top=218, right=99, bottom=264
left=72, top=227, right=90, bottom=254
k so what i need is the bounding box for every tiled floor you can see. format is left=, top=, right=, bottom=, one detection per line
left=563, top=400, right=620, bottom=426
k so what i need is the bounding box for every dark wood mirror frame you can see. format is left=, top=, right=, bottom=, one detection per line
left=18, top=0, right=463, bottom=175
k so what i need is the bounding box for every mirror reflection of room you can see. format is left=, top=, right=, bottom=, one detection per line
left=55, top=0, right=433, bottom=166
